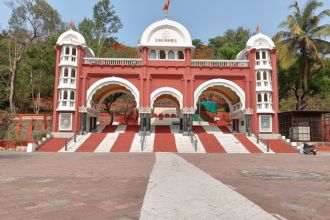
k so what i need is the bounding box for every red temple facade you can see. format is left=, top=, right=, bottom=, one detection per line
left=52, top=18, right=279, bottom=138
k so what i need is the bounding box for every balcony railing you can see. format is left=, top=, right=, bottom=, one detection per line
left=191, top=59, right=249, bottom=67
left=84, top=58, right=142, bottom=66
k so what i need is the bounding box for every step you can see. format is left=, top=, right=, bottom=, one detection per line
left=233, top=134, right=262, bottom=153
left=111, top=132, right=136, bottom=152
left=37, top=138, right=68, bottom=152
left=76, top=133, right=107, bottom=152
left=264, top=139, right=298, bottom=153
left=94, top=133, right=121, bottom=153
left=59, top=134, right=91, bottom=152
left=218, top=126, right=232, bottom=134
left=154, top=126, right=177, bottom=152
left=202, top=125, right=222, bottom=134
left=214, top=134, right=250, bottom=153
left=173, top=133, right=205, bottom=153
left=247, top=136, right=274, bottom=153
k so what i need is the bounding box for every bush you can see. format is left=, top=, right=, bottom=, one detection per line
left=32, top=129, right=47, bottom=141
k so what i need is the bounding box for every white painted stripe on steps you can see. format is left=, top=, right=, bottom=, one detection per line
left=174, top=133, right=205, bottom=153
left=130, top=133, right=155, bottom=153
left=94, top=133, right=120, bottom=153
left=214, top=134, right=250, bottom=153
left=59, top=133, right=92, bottom=152
left=115, top=125, right=127, bottom=133
left=202, top=125, right=223, bottom=134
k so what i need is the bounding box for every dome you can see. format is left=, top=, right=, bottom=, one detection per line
left=57, top=29, right=86, bottom=46
left=139, top=19, right=194, bottom=49
left=246, top=33, right=275, bottom=50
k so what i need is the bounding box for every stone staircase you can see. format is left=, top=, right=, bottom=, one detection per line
left=214, top=133, right=250, bottom=153
left=94, top=133, right=120, bottom=153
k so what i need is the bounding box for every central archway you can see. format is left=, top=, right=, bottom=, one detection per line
left=150, top=87, right=183, bottom=109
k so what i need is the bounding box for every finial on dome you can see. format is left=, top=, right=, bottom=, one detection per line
left=256, top=24, right=260, bottom=33
left=69, top=20, right=73, bottom=29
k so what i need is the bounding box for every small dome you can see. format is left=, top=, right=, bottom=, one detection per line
left=139, top=19, right=194, bottom=49
left=57, top=29, right=86, bottom=46
left=246, top=33, right=275, bottom=49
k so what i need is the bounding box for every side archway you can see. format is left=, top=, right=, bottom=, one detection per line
left=86, top=77, right=140, bottom=108
left=194, top=79, right=245, bottom=110
left=150, top=87, right=183, bottom=109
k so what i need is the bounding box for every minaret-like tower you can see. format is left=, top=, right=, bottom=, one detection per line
left=52, top=23, right=86, bottom=134
left=245, top=26, right=279, bottom=135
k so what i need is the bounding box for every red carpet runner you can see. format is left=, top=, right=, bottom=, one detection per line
left=153, top=126, right=177, bottom=152
left=264, top=139, right=298, bottom=153
left=111, top=125, right=139, bottom=152
left=76, top=133, right=107, bottom=152
left=218, top=126, right=232, bottom=134
left=37, top=138, right=68, bottom=152
left=234, top=134, right=262, bottom=153
left=193, top=126, right=226, bottom=153
left=101, top=125, right=118, bottom=133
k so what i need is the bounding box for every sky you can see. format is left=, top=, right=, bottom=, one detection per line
left=0, top=0, right=329, bottom=46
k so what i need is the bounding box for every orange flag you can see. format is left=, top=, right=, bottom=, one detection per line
left=163, top=0, right=170, bottom=11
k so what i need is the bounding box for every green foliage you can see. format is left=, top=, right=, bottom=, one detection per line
left=32, top=129, right=47, bottom=141
left=78, top=0, right=122, bottom=56
left=274, top=0, right=330, bottom=110
left=208, top=27, right=251, bottom=59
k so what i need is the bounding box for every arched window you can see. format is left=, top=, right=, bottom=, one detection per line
left=257, top=71, right=261, bottom=80
left=263, top=71, right=267, bottom=80
left=159, top=50, right=166, bottom=59
left=168, top=51, right=175, bottom=59
left=64, top=68, right=69, bottom=77
left=257, top=93, right=262, bottom=103
left=149, top=50, right=157, bottom=59
left=264, top=93, right=268, bottom=102
left=70, top=91, right=75, bottom=100
left=72, top=48, right=76, bottom=56
left=65, top=47, right=70, bottom=55
left=178, top=51, right=184, bottom=60
left=256, top=51, right=260, bottom=60
left=63, top=91, right=68, bottom=100
left=71, top=69, right=76, bottom=78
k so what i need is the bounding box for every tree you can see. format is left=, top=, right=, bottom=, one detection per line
left=0, top=0, right=62, bottom=113
left=274, top=0, right=330, bottom=110
left=103, top=92, right=125, bottom=125
left=208, top=27, right=251, bottom=59
left=79, top=0, right=122, bottom=56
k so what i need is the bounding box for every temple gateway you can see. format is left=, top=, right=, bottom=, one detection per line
left=52, top=18, right=279, bottom=139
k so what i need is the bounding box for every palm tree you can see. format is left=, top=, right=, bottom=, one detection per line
left=274, top=0, right=330, bottom=110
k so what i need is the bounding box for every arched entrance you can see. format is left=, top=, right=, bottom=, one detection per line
left=82, top=77, right=140, bottom=132
left=149, top=87, right=183, bottom=126
left=194, top=79, right=247, bottom=133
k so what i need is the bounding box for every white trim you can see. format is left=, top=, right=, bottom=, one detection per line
left=86, top=77, right=140, bottom=108
left=259, top=115, right=272, bottom=133
left=194, top=79, right=246, bottom=110
left=150, top=87, right=183, bottom=109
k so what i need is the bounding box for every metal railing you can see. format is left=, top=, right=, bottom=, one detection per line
left=84, top=58, right=143, bottom=66
left=188, top=129, right=198, bottom=152
left=64, top=132, right=78, bottom=152
left=256, top=133, right=270, bottom=152
left=191, top=59, right=249, bottom=67
left=140, top=128, right=147, bottom=152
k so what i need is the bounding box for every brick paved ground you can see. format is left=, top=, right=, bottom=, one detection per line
left=0, top=153, right=155, bottom=220
left=0, top=152, right=329, bottom=220
left=181, top=153, right=330, bottom=220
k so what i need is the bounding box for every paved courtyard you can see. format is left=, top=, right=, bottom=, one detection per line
left=0, top=152, right=329, bottom=220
